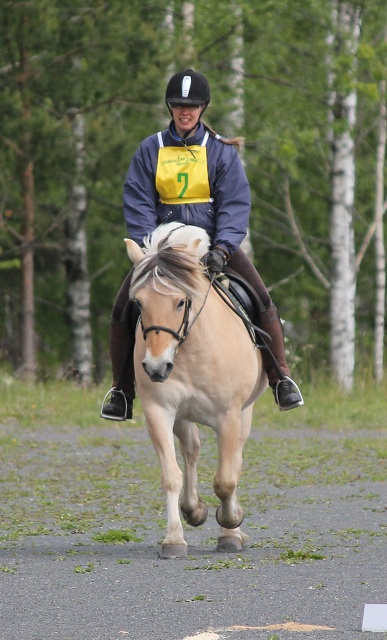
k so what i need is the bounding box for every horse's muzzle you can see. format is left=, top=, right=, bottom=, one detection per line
left=142, top=360, right=174, bottom=383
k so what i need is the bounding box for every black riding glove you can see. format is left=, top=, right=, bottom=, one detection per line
left=201, top=247, right=228, bottom=275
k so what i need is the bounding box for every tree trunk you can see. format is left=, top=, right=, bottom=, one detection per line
left=64, top=110, right=93, bottom=384
left=20, top=156, right=36, bottom=380
left=19, top=15, right=36, bottom=381
left=223, top=2, right=253, bottom=260
left=328, top=1, right=361, bottom=391
left=373, top=79, right=386, bottom=382
left=181, top=2, right=194, bottom=66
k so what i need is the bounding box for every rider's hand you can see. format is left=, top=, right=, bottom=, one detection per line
left=201, top=247, right=228, bottom=274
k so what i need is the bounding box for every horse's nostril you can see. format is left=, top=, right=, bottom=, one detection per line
left=165, top=362, right=174, bottom=375
left=142, top=359, right=174, bottom=382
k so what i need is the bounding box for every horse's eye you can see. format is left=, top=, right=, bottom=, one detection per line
left=177, top=299, right=185, bottom=310
left=135, top=299, right=142, bottom=309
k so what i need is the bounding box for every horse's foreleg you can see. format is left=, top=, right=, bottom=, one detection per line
left=214, top=406, right=253, bottom=532
left=145, top=410, right=187, bottom=559
left=174, top=419, right=208, bottom=527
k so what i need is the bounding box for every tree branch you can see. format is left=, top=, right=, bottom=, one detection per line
left=267, top=266, right=305, bottom=293
left=1, top=135, right=26, bottom=158
left=356, top=199, right=387, bottom=269
left=283, top=175, right=330, bottom=289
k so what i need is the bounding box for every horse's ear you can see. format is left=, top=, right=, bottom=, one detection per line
left=124, top=238, right=144, bottom=264
left=191, top=237, right=209, bottom=259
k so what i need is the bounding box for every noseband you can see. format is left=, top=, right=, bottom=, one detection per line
left=140, top=298, right=192, bottom=347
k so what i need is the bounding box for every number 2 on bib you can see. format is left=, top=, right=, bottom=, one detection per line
left=178, top=172, right=189, bottom=198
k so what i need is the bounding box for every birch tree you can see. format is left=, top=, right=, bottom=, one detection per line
left=373, top=80, right=386, bottom=381
left=327, top=1, right=361, bottom=391
left=64, top=110, right=93, bottom=384
left=182, top=1, right=194, bottom=65
left=223, top=1, right=253, bottom=259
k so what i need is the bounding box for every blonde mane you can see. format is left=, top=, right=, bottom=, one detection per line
left=130, top=223, right=210, bottom=299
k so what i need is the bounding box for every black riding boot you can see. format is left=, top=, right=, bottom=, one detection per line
left=101, top=320, right=136, bottom=421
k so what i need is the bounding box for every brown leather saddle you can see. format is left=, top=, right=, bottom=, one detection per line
left=213, top=271, right=269, bottom=345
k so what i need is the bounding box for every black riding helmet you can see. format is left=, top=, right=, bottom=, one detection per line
left=166, top=69, right=210, bottom=115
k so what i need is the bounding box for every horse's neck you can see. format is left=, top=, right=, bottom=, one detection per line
left=191, top=278, right=223, bottom=329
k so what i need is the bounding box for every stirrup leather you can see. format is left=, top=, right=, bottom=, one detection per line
left=100, top=387, right=128, bottom=421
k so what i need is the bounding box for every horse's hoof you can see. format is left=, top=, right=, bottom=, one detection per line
left=181, top=500, right=208, bottom=527
left=216, top=506, right=244, bottom=529
left=159, top=543, right=187, bottom=559
left=217, top=536, right=243, bottom=553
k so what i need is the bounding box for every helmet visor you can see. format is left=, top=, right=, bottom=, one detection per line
left=167, top=97, right=206, bottom=106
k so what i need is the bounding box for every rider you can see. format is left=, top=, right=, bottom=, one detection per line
left=101, top=68, right=304, bottom=420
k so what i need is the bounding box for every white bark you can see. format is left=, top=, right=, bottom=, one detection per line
left=222, top=2, right=244, bottom=136
left=328, top=1, right=361, bottom=391
left=373, top=80, right=386, bottom=381
left=64, top=110, right=93, bottom=384
left=163, top=3, right=175, bottom=127
left=182, top=2, right=194, bottom=64
left=223, top=2, right=253, bottom=259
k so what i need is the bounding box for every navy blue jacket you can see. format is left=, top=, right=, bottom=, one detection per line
left=123, top=121, right=251, bottom=256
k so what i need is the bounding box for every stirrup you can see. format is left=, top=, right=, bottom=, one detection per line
left=275, top=376, right=304, bottom=411
left=100, top=387, right=128, bottom=421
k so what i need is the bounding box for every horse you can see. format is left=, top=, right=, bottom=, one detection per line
left=125, top=222, right=268, bottom=558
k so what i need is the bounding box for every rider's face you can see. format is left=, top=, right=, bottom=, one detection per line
left=171, top=104, right=205, bottom=138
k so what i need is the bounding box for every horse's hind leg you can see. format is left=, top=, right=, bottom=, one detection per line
left=174, top=419, right=208, bottom=527
left=145, top=408, right=187, bottom=559
left=217, top=527, right=249, bottom=552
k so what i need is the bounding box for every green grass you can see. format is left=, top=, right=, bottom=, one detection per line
left=74, top=562, right=95, bottom=573
left=92, top=529, right=143, bottom=544
left=0, top=371, right=386, bottom=430
left=0, top=375, right=121, bottom=428
left=250, top=372, right=387, bottom=432
left=279, top=548, right=326, bottom=563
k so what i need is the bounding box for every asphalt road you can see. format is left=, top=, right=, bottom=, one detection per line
left=0, top=422, right=386, bottom=640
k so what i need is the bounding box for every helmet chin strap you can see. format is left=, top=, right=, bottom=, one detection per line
left=170, top=120, right=200, bottom=142
left=182, top=122, right=200, bottom=140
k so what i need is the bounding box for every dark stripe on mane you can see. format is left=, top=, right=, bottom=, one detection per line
left=130, top=243, right=204, bottom=299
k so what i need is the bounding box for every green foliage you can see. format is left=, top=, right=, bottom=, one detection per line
left=0, top=0, right=386, bottom=378
left=0, top=259, right=20, bottom=270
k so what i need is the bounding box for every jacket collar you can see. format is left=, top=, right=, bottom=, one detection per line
left=165, top=120, right=205, bottom=146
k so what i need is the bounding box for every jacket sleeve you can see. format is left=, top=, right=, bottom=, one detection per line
left=210, top=144, right=251, bottom=255
left=123, top=140, right=159, bottom=246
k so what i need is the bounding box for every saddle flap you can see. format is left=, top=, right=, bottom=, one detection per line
left=214, top=274, right=257, bottom=344
left=219, top=271, right=264, bottom=324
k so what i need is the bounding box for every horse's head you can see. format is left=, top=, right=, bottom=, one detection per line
left=125, top=224, right=210, bottom=383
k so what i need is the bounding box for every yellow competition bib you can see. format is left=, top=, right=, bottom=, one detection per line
left=155, top=132, right=211, bottom=205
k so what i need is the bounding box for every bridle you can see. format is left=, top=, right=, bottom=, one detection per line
left=140, top=297, right=192, bottom=347
left=140, top=274, right=214, bottom=348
